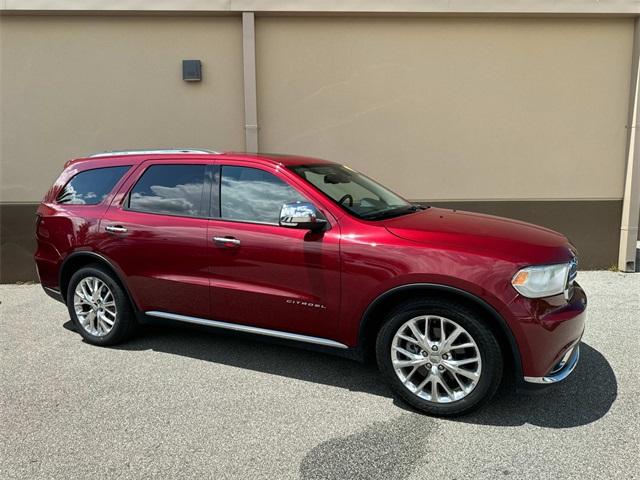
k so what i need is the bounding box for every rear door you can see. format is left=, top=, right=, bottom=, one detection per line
left=207, top=163, right=341, bottom=339
left=98, top=160, right=213, bottom=318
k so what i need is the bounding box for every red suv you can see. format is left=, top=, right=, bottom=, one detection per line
left=35, top=149, right=586, bottom=415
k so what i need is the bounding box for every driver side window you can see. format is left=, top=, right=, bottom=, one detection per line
left=220, top=166, right=306, bottom=224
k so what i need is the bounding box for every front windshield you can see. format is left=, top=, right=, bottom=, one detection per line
left=290, top=164, right=418, bottom=220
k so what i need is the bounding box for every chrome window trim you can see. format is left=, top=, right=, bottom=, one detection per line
left=217, top=164, right=326, bottom=228
left=124, top=163, right=209, bottom=218
left=55, top=165, right=132, bottom=206
left=145, top=311, right=348, bottom=349
left=207, top=214, right=333, bottom=230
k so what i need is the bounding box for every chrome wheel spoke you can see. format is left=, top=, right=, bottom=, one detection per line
left=99, top=312, right=114, bottom=327
left=441, top=327, right=463, bottom=353
left=75, top=291, right=89, bottom=304
left=392, top=346, right=427, bottom=368
left=392, top=345, right=417, bottom=358
left=92, top=278, right=100, bottom=301
left=80, top=283, right=92, bottom=303
left=397, top=333, right=422, bottom=348
left=424, top=316, right=439, bottom=349
left=407, top=322, right=426, bottom=348
left=393, top=359, right=423, bottom=368
left=87, top=310, right=97, bottom=330
left=98, top=316, right=110, bottom=333
left=446, top=357, right=479, bottom=367
left=448, top=342, right=475, bottom=350
left=430, top=377, right=439, bottom=401
left=442, top=362, right=479, bottom=381
left=437, top=376, right=454, bottom=398
left=99, top=289, right=111, bottom=303
left=391, top=314, right=482, bottom=404
left=449, top=369, right=467, bottom=391
left=403, top=366, right=420, bottom=385
left=414, top=372, right=432, bottom=393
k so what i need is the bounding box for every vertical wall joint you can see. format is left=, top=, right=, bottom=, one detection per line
left=242, top=12, right=259, bottom=153
left=619, top=17, right=640, bottom=272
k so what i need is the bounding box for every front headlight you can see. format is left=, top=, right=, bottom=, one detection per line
left=511, top=263, right=571, bottom=298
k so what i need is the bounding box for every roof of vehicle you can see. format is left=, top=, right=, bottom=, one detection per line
left=67, top=149, right=336, bottom=168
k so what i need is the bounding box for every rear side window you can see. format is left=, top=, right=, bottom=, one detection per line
left=57, top=166, right=130, bottom=205
left=128, top=164, right=207, bottom=217
left=220, top=166, right=306, bottom=224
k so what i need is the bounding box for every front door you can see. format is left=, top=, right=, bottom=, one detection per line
left=207, top=164, right=341, bottom=339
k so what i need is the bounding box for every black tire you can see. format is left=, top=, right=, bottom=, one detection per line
left=66, top=265, right=136, bottom=346
left=376, top=298, right=502, bottom=416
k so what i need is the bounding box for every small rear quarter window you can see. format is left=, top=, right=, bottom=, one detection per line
left=57, top=166, right=130, bottom=205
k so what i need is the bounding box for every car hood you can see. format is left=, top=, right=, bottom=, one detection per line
left=382, top=207, right=574, bottom=264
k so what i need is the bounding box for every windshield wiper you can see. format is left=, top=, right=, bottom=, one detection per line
left=362, top=204, right=424, bottom=220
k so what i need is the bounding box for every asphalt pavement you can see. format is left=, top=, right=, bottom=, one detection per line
left=1, top=271, right=638, bottom=479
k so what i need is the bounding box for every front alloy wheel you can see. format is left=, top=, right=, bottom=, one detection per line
left=391, top=315, right=482, bottom=403
left=376, top=299, right=502, bottom=416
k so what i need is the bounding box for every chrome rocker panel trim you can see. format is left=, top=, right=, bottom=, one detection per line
left=145, top=311, right=349, bottom=349
left=524, top=344, right=580, bottom=384
left=42, top=286, right=65, bottom=304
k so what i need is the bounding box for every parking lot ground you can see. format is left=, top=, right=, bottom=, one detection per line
left=1, top=271, right=639, bottom=479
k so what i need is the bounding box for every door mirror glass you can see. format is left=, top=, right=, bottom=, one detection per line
left=279, top=202, right=327, bottom=231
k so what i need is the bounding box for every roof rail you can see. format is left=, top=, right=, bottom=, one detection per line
left=88, top=148, right=221, bottom=158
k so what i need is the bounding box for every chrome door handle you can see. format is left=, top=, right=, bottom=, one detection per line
left=105, top=225, right=128, bottom=233
left=213, top=236, right=241, bottom=247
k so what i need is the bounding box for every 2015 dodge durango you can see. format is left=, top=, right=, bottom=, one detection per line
left=35, top=149, right=586, bottom=416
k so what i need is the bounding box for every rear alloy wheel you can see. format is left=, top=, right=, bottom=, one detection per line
left=66, top=265, right=136, bottom=346
left=376, top=299, right=502, bottom=416
left=74, top=276, right=118, bottom=337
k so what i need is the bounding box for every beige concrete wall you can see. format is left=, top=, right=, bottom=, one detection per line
left=256, top=17, right=634, bottom=201
left=0, top=15, right=244, bottom=202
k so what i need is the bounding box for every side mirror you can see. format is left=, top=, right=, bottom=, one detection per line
left=279, top=202, right=328, bottom=232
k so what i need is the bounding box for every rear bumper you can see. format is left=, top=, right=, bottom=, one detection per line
left=524, top=342, right=580, bottom=384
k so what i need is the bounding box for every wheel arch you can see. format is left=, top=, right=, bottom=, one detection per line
left=59, top=251, right=139, bottom=311
left=358, top=283, right=522, bottom=382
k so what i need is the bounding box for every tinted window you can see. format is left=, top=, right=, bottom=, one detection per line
left=57, top=166, right=130, bottom=205
left=221, top=166, right=306, bottom=224
left=128, top=164, right=206, bottom=217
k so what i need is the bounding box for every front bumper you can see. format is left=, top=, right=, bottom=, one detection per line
left=511, top=281, right=586, bottom=383
left=524, top=342, right=580, bottom=384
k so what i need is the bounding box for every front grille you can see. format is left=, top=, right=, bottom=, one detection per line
left=567, top=257, right=578, bottom=284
